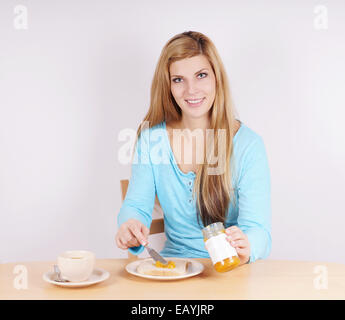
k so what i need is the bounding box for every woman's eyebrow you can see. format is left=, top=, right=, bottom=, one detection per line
left=171, top=68, right=209, bottom=78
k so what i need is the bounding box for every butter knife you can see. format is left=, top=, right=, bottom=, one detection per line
left=145, top=244, right=168, bottom=265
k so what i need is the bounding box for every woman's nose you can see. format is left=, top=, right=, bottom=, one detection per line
left=185, top=81, right=201, bottom=96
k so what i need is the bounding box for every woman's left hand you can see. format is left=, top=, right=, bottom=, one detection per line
left=225, top=226, right=250, bottom=265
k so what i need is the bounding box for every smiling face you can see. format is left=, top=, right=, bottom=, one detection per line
left=169, top=55, right=216, bottom=122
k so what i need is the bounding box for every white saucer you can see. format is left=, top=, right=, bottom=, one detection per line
left=43, top=268, right=110, bottom=288
left=125, top=257, right=204, bottom=281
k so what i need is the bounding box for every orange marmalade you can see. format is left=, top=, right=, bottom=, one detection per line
left=202, top=222, right=240, bottom=272
left=154, top=260, right=176, bottom=269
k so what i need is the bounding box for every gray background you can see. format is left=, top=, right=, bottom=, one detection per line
left=1, top=0, right=344, bottom=264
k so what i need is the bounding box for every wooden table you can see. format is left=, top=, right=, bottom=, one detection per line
left=1, top=259, right=344, bottom=300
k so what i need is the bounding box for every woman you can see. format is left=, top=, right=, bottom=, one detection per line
left=115, top=31, right=271, bottom=265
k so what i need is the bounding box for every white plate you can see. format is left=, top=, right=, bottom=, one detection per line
left=125, top=257, right=204, bottom=280
left=43, top=268, right=110, bottom=288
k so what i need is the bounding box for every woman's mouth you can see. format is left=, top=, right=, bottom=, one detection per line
left=185, top=97, right=205, bottom=107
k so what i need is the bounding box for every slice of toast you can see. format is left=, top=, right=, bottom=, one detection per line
left=137, top=259, right=189, bottom=276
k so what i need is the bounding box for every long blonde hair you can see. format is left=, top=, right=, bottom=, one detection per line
left=136, top=31, right=238, bottom=227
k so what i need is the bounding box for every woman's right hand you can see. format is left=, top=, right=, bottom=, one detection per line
left=115, top=219, right=149, bottom=250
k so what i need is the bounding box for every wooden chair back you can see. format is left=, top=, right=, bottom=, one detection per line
left=120, top=179, right=164, bottom=260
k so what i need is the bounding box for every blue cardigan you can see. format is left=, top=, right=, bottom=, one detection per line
left=117, top=121, right=272, bottom=263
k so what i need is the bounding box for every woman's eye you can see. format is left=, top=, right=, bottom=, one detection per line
left=172, top=72, right=208, bottom=83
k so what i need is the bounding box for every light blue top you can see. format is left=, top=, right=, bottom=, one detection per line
left=117, top=121, right=272, bottom=263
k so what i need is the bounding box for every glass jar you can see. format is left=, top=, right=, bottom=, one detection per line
left=202, top=222, right=240, bottom=272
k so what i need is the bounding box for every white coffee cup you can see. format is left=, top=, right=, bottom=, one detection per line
left=57, top=250, right=95, bottom=282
